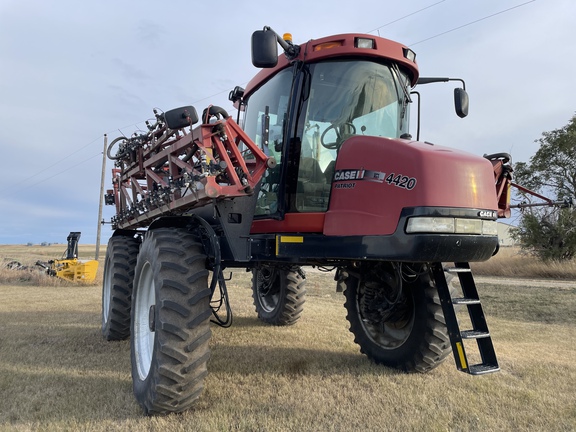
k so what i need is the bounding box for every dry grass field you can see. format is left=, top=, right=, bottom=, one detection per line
left=472, top=246, right=576, bottom=280
left=1, top=244, right=575, bottom=431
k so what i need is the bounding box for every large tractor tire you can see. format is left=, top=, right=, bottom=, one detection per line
left=101, top=234, right=140, bottom=341
left=343, top=262, right=451, bottom=373
left=252, top=265, right=306, bottom=326
left=131, top=227, right=212, bottom=415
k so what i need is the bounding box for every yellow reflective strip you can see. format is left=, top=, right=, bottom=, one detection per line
left=276, top=236, right=304, bottom=256
left=456, top=342, right=467, bottom=370
left=280, top=236, right=304, bottom=243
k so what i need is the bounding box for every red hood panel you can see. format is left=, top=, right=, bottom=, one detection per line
left=324, top=136, right=498, bottom=236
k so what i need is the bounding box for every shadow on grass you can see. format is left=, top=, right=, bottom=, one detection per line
left=208, top=343, right=388, bottom=378
left=208, top=314, right=399, bottom=378
left=0, top=309, right=400, bottom=426
left=0, top=310, right=140, bottom=425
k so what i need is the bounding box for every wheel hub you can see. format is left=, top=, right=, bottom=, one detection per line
left=148, top=305, right=156, bottom=332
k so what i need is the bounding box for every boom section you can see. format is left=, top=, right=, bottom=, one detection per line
left=107, top=112, right=271, bottom=230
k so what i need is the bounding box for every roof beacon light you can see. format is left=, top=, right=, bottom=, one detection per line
left=355, top=37, right=375, bottom=49
left=283, top=33, right=293, bottom=43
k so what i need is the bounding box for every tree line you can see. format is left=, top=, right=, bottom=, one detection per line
left=512, top=114, right=576, bottom=260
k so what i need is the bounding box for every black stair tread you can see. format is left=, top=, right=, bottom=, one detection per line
left=461, top=330, right=490, bottom=339
left=444, top=267, right=472, bottom=273
left=452, top=297, right=481, bottom=305
left=433, top=262, right=500, bottom=376
left=469, top=364, right=500, bottom=375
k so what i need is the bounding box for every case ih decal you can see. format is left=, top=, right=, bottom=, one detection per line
left=333, top=169, right=417, bottom=190
left=333, top=169, right=367, bottom=181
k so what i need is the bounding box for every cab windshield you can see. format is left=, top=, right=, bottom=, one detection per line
left=300, top=60, right=410, bottom=170
left=243, top=59, right=411, bottom=215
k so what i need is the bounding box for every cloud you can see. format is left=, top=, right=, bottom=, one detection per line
left=136, top=20, right=166, bottom=48
left=111, top=58, right=152, bottom=82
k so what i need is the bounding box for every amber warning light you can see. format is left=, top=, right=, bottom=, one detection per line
left=313, top=40, right=344, bottom=51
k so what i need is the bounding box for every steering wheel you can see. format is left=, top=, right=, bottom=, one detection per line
left=320, top=122, right=357, bottom=150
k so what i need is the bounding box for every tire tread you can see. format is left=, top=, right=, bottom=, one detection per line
left=131, top=228, right=211, bottom=415
left=102, top=235, right=140, bottom=341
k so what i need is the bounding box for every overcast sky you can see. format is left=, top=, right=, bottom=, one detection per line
left=1, top=0, right=574, bottom=246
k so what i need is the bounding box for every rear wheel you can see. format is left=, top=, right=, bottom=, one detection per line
left=101, top=234, right=140, bottom=341
left=131, top=228, right=212, bottom=415
left=343, top=262, right=451, bottom=372
left=252, top=265, right=306, bottom=326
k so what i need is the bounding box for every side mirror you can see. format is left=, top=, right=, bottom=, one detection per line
left=252, top=30, right=278, bottom=68
left=454, top=88, right=469, bottom=118
left=164, top=106, right=198, bottom=129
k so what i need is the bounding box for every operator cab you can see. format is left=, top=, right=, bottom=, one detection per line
left=240, top=58, right=413, bottom=217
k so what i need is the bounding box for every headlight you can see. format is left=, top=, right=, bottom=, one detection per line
left=481, top=220, right=498, bottom=235
left=406, top=217, right=454, bottom=233
left=403, top=47, right=417, bottom=62
left=455, top=218, right=483, bottom=234
left=406, top=217, right=498, bottom=235
left=355, top=37, right=375, bottom=49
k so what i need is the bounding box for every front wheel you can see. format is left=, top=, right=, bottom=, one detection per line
left=252, top=265, right=306, bottom=326
left=343, top=262, right=451, bottom=373
left=131, top=228, right=212, bottom=415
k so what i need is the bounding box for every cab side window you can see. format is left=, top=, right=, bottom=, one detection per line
left=243, top=70, right=292, bottom=216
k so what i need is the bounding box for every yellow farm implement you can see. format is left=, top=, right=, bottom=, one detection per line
left=36, top=232, right=99, bottom=282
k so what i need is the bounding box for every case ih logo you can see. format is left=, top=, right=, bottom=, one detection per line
left=333, top=169, right=365, bottom=181
left=478, top=210, right=497, bottom=218
left=333, top=169, right=386, bottom=182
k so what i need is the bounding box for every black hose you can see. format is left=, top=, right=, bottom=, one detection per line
left=202, top=106, right=229, bottom=124
left=107, top=136, right=129, bottom=160
left=189, top=215, right=233, bottom=327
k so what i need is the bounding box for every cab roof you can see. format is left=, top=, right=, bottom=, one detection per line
left=244, top=33, right=419, bottom=98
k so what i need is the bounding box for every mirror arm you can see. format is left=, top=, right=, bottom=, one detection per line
left=262, top=26, right=300, bottom=60
left=417, top=77, right=466, bottom=90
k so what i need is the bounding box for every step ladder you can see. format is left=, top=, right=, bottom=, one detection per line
left=431, top=262, right=500, bottom=375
